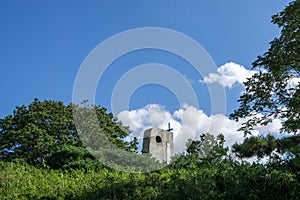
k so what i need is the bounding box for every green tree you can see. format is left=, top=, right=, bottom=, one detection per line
left=186, top=133, right=228, bottom=162
left=170, top=133, right=228, bottom=170
left=230, top=0, right=300, bottom=134
left=233, top=134, right=300, bottom=168
left=0, top=98, right=137, bottom=168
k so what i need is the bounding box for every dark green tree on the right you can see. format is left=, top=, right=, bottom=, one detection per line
left=230, top=0, right=300, bottom=134
left=230, top=0, right=300, bottom=165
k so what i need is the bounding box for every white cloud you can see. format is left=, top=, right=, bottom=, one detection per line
left=117, top=104, right=284, bottom=154
left=118, top=104, right=180, bottom=140
left=200, top=62, right=256, bottom=88
left=287, top=77, right=300, bottom=92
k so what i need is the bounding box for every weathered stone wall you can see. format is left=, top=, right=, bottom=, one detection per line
left=142, top=127, right=174, bottom=164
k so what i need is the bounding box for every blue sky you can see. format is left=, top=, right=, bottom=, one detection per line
left=0, top=1, right=293, bottom=151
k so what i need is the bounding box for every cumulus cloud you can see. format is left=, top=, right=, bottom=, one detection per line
left=287, top=77, right=300, bottom=92
left=118, top=104, right=180, bottom=139
left=117, top=104, right=284, bottom=154
left=200, top=62, right=256, bottom=88
left=201, top=61, right=300, bottom=90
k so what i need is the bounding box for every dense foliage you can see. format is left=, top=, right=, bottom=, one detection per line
left=1, top=115, right=300, bottom=199
left=1, top=158, right=299, bottom=200
left=0, top=98, right=138, bottom=169
left=229, top=0, right=300, bottom=185
left=230, top=0, right=300, bottom=134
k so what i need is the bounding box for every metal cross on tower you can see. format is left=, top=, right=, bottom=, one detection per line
left=167, top=122, right=173, bottom=132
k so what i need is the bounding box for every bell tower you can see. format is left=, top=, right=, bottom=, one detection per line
left=142, top=123, right=174, bottom=164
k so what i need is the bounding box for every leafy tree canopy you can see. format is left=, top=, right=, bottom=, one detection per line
left=230, top=0, right=300, bottom=134
left=233, top=134, right=300, bottom=169
left=0, top=98, right=138, bottom=168
left=169, top=133, right=229, bottom=170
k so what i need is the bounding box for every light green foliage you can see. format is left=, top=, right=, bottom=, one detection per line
left=1, top=158, right=299, bottom=200
left=0, top=127, right=299, bottom=199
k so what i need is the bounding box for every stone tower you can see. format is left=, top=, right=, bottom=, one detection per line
left=142, top=126, right=174, bottom=164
